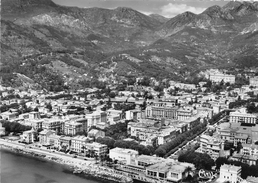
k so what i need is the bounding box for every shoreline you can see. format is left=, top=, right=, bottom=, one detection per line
left=0, top=141, right=133, bottom=183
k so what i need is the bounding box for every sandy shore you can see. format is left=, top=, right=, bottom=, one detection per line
left=0, top=139, right=133, bottom=183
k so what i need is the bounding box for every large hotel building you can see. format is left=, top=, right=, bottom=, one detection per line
left=145, top=101, right=178, bottom=119
left=209, top=73, right=235, bottom=84
left=229, top=111, right=257, bottom=124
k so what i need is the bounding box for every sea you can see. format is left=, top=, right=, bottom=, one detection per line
left=0, top=149, right=109, bottom=183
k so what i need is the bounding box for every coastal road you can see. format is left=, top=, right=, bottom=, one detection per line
left=0, top=139, right=95, bottom=166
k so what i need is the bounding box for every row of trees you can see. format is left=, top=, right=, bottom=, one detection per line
left=113, top=103, right=136, bottom=112
left=45, top=94, right=73, bottom=100
left=229, top=95, right=258, bottom=109
left=208, top=111, right=224, bottom=125
left=154, top=122, right=207, bottom=157
left=178, top=150, right=215, bottom=170
left=0, top=120, right=32, bottom=135
left=114, top=140, right=155, bottom=155
left=246, top=102, right=258, bottom=113
left=96, top=137, right=156, bottom=156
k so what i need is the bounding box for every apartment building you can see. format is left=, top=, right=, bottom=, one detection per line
left=21, top=119, right=43, bottom=130
left=39, top=129, right=56, bottom=145
left=75, top=118, right=88, bottom=131
left=0, top=111, right=18, bottom=121
left=85, top=142, right=108, bottom=157
left=199, top=134, right=222, bottom=160
left=19, top=111, right=40, bottom=120
left=86, top=112, right=101, bottom=128
left=196, top=107, right=213, bottom=119
left=20, top=129, right=36, bottom=143
left=59, top=136, right=72, bottom=150
left=70, top=135, right=93, bottom=153
left=126, top=109, right=143, bottom=121
left=88, top=129, right=105, bottom=139
left=42, top=118, right=63, bottom=133
left=219, top=164, right=241, bottom=183
left=177, top=107, right=194, bottom=121
left=48, top=134, right=61, bottom=148
left=242, top=144, right=258, bottom=157
left=64, top=121, right=83, bottom=136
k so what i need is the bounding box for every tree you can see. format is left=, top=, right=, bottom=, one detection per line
left=185, top=166, right=194, bottom=178
left=81, top=146, right=86, bottom=156
left=215, top=157, right=228, bottom=170
left=154, top=147, right=166, bottom=157
left=236, top=142, right=243, bottom=153
left=178, top=150, right=214, bottom=170
left=109, top=92, right=116, bottom=98
left=138, top=77, right=150, bottom=86
left=96, top=137, right=115, bottom=149
left=46, top=103, right=52, bottom=112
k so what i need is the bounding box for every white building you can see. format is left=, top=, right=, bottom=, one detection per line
left=199, top=134, right=222, bottom=160
left=229, top=111, right=257, bottom=124
left=209, top=73, right=235, bottom=84
left=86, top=112, right=101, bottom=128
left=242, top=144, right=258, bottom=157
left=0, top=122, right=5, bottom=136
left=126, top=109, right=142, bottom=121
left=71, top=136, right=93, bottom=153
left=249, top=76, right=258, bottom=87
left=85, top=142, right=107, bottom=157
left=39, top=129, right=56, bottom=145
left=20, top=129, right=36, bottom=143
left=42, top=119, right=62, bottom=133
left=64, top=121, right=83, bottom=136
left=219, top=164, right=241, bottom=183
left=109, top=147, right=139, bottom=165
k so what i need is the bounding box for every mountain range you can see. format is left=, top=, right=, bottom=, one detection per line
left=1, top=0, right=258, bottom=90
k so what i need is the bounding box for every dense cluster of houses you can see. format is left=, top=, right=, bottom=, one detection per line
left=1, top=71, right=258, bottom=182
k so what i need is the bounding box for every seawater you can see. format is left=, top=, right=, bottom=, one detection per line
left=0, top=149, right=109, bottom=183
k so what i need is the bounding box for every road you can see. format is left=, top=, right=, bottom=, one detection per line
left=169, top=113, right=227, bottom=158
left=0, top=138, right=96, bottom=165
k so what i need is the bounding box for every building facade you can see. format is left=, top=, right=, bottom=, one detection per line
left=64, top=121, right=83, bottom=136
left=249, top=76, right=258, bottom=87
left=42, top=119, right=62, bottom=133
left=199, top=134, right=222, bottom=160
left=219, top=164, right=241, bottom=183
left=229, top=112, right=257, bottom=124
left=109, top=147, right=139, bottom=165
left=209, top=74, right=235, bottom=84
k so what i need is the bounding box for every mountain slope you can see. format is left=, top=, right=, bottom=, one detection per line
left=1, top=0, right=258, bottom=89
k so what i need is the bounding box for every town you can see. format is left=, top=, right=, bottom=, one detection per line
left=1, top=68, right=258, bottom=183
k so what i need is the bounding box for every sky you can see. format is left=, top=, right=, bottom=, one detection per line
left=52, top=0, right=233, bottom=18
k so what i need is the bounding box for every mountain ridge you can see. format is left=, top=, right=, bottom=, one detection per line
left=1, top=0, right=258, bottom=89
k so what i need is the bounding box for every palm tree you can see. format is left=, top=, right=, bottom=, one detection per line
left=185, top=166, right=193, bottom=178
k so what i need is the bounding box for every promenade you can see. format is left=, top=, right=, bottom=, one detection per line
left=0, top=138, right=95, bottom=168
left=0, top=138, right=133, bottom=183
